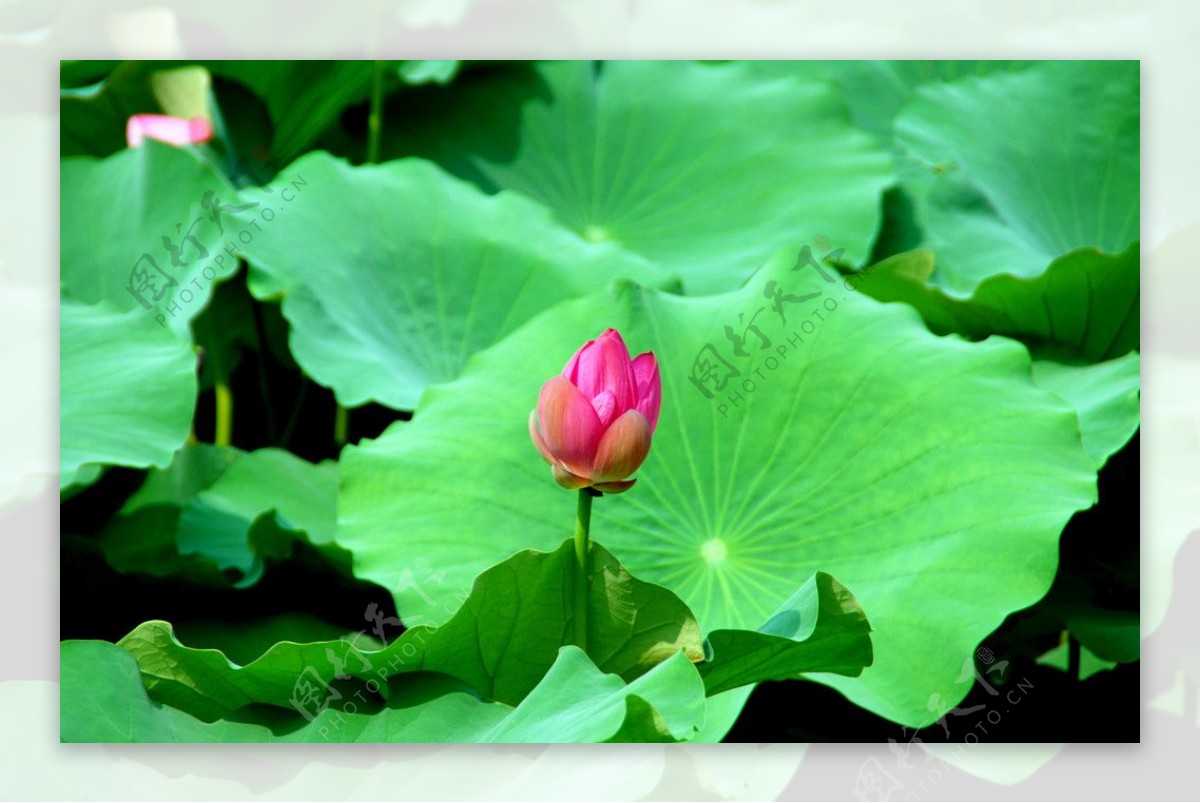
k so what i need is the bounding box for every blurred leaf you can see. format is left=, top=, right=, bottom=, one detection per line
left=60, top=60, right=123, bottom=89
left=204, top=61, right=376, bottom=166
left=60, top=464, right=104, bottom=499
left=1036, top=639, right=1119, bottom=680
left=150, top=65, right=211, bottom=122
left=61, top=61, right=159, bottom=157
left=190, top=274, right=259, bottom=388
left=236, top=153, right=676, bottom=409
left=1065, top=609, right=1139, bottom=664
left=397, top=60, right=460, bottom=85
left=385, top=60, right=894, bottom=294
left=60, top=300, right=196, bottom=489
left=338, top=245, right=1097, bottom=728
left=894, top=61, right=1139, bottom=293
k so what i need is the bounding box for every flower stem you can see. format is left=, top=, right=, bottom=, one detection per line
left=214, top=380, right=233, bottom=446
left=366, top=59, right=385, bottom=165
left=334, top=403, right=349, bottom=447
left=573, top=488, right=594, bottom=652
left=335, top=66, right=383, bottom=450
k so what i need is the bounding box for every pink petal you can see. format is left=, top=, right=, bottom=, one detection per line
left=593, top=479, right=637, bottom=494
left=126, top=114, right=213, bottom=149
left=537, top=376, right=604, bottom=476
left=590, top=390, right=617, bottom=427
left=552, top=463, right=592, bottom=490
left=590, top=409, right=652, bottom=482
left=528, top=409, right=555, bottom=464
left=561, top=338, right=594, bottom=384
left=631, top=351, right=661, bottom=432
left=574, top=328, right=637, bottom=415
left=188, top=117, right=214, bottom=143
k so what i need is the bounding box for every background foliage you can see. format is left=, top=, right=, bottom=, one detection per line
left=59, top=59, right=1140, bottom=743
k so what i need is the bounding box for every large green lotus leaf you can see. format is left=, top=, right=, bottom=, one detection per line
left=409, top=539, right=704, bottom=702
left=893, top=60, right=1139, bottom=293
left=114, top=563, right=866, bottom=742
left=747, top=61, right=1033, bottom=268
left=484, top=646, right=705, bottom=743
left=338, top=246, right=1098, bottom=727
left=112, top=540, right=854, bottom=736
left=1031, top=354, right=1140, bottom=469
left=98, top=445, right=345, bottom=587
left=699, top=572, right=873, bottom=697
left=234, top=152, right=674, bottom=409
left=748, top=60, right=1034, bottom=146
left=852, top=245, right=1139, bottom=363
left=385, top=60, right=894, bottom=294
left=61, top=640, right=704, bottom=743
left=832, top=61, right=1034, bottom=147
left=61, top=140, right=244, bottom=338
left=116, top=538, right=702, bottom=719
left=179, top=447, right=340, bottom=558
left=60, top=300, right=197, bottom=488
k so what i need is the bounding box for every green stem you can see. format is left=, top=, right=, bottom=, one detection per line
left=334, top=403, right=349, bottom=447
left=573, top=489, right=594, bottom=652
left=247, top=278, right=278, bottom=441
left=214, top=380, right=233, bottom=446
left=366, top=59, right=385, bottom=165
left=280, top=375, right=310, bottom=448
left=1067, top=634, right=1081, bottom=681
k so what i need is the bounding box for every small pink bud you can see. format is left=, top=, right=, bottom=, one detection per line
left=126, top=114, right=214, bottom=149
left=530, top=329, right=660, bottom=494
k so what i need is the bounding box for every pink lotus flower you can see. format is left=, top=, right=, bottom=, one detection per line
left=126, top=114, right=214, bottom=149
left=529, top=328, right=661, bottom=494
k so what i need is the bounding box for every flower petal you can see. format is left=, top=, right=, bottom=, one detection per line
left=631, top=351, right=661, bottom=432
left=528, top=409, right=555, bottom=464
left=552, top=462, right=592, bottom=490
left=593, top=479, right=637, bottom=494
left=574, top=329, right=637, bottom=415
left=591, top=390, right=617, bottom=427
left=126, top=114, right=213, bottom=149
left=537, top=375, right=604, bottom=475
left=590, top=409, right=652, bottom=482
left=561, top=337, right=594, bottom=384
left=187, top=116, right=214, bottom=143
